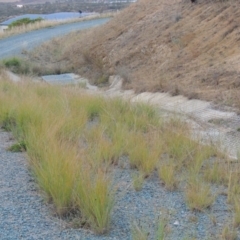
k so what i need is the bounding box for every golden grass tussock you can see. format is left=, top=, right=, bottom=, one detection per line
left=1, top=75, right=240, bottom=234
left=158, top=159, right=178, bottom=191
left=204, top=161, right=229, bottom=185
left=185, top=175, right=215, bottom=211
left=74, top=168, right=114, bottom=234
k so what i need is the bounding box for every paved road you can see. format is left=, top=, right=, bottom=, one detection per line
left=0, top=18, right=109, bottom=59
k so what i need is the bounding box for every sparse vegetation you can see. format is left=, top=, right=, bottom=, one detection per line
left=15, top=0, right=240, bottom=109
left=2, top=0, right=240, bottom=238
left=131, top=217, right=169, bottom=240
left=0, top=13, right=114, bottom=40
left=8, top=17, right=43, bottom=29
left=1, top=74, right=240, bottom=236
left=2, top=57, right=29, bottom=74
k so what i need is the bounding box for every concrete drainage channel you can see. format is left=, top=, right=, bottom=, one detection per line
left=6, top=70, right=240, bottom=159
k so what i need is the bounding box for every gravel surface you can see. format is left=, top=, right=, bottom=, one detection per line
left=0, top=129, right=240, bottom=240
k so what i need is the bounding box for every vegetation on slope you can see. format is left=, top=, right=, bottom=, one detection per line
left=8, top=17, right=43, bottom=29
left=19, top=0, right=240, bottom=109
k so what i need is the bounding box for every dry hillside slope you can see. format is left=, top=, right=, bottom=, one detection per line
left=23, top=0, right=240, bottom=108
left=69, top=0, right=240, bottom=108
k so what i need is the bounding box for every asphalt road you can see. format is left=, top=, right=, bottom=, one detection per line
left=0, top=18, right=110, bottom=59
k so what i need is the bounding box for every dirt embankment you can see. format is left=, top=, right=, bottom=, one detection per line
left=65, top=0, right=240, bottom=108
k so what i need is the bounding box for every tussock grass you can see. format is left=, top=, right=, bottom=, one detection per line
left=1, top=76, right=240, bottom=235
left=74, top=168, right=114, bottom=234
left=204, top=161, right=229, bottom=185
left=158, top=160, right=178, bottom=191
left=128, top=132, right=160, bottom=176
left=185, top=175, right=215, bottom=211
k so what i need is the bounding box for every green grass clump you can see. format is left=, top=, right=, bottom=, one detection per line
left=3, top=57, right=30, bottom=74
left=74, top=169, right=114, bottom=234
left=8, top=17, right=43, bottom=29
left=158, top=160, right=178, bottom=191
left=8, top=140, right=26, bottom=152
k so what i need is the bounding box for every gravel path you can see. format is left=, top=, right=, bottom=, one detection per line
left=0, top=129, right=239, bottom=240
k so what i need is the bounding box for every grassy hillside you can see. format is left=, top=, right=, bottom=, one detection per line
left=22, top=0, right=240, bottom=109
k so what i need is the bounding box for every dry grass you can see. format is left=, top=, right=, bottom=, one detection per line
left=158, top=160, right=178, bottom=191
left=185, top=175, right=215, bottom=211
left=0, top=12, right=114, bottom=40
left=1, top=73, right=240, bottom=235
left=220, top=225, right=238, bottom=240
left=15, top=0, right=240, bottom=109
left=233, top=199, right=240, bottom=227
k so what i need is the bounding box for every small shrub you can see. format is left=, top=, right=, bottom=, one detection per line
left=3, top=57, right=21, bottom=68
left=8, top=17, right=43, bottom=29
left=3, top=57, right=29, bottom=74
